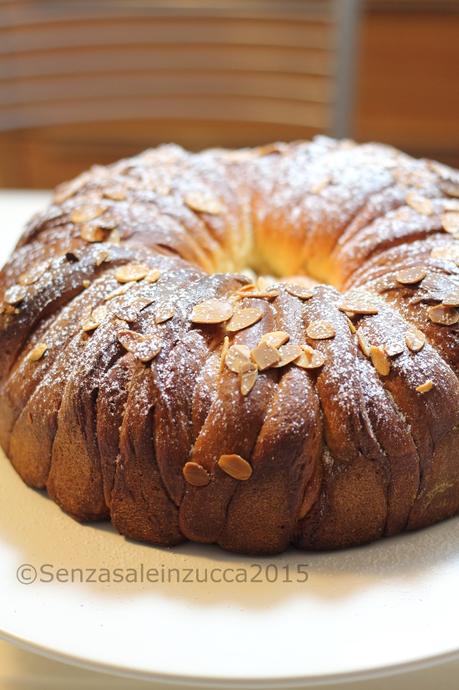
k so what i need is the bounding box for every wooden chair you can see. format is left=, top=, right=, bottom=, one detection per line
left=0, top=0, right=360, bottom=187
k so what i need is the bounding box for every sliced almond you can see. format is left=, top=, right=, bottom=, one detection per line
left=70, top=205, right=106, bottom=224
left=4, top=285, right=27, bottom=305
left=440, top=179, right=459, bottom=198
left=261, top=331, right=290, bottom=349
left=395, top=267, right=427, bottom=285
left=294, top=344, right=326, bottom=370
left=405, top=328, right=426, bottom=352
left=406, top=192, right=433, bottom=215
left=191, top=298, right=233, bottom=324
left=427, top=304, right=459, bottom=326
left=219, top=336, right=230, bottom=373
left=183, top=461, right=210, bottom=487
left=29, top=342, right=48, bottom=362
left=430, top=244, right=459, bottom=263
left=416, top=379, right=434, bottom=394
left=370, top=345, right=391, bottom=376
left=103, top=188, right=126, bottom=201
left=236, top=284, right=279, bottom=300
left=251, top=341, right=281, bottom=370
left=274, top=342, right=302, bottom=368
left=155, top=304, right=175, bottom=324
left=80, top=224, right=107, bottom=243
left=218, top=454, right=253, bottom=481
left=226, top=307, right=263, bottom=333
left=384, top=341, right=405, bottom=357
left=95, top=250, right=110, bottom=266
left=306, top=319, right=336, bottom=340
left=109, top=229, right=122, bottom=245
left=118, top=330, right=162, bottom=362
left=145, top=269, right=161, bottom=284
left=240, top=367, right=258, bottom=395
left=441, top=212, right=459, bottom=235
left=442, top=289, right=459, bottom=307
left=225, top=344, right=252, bottom=374
left=357, top=330, right=371, bottom=357
left=19, top=261, right=49, bottom=286
left=285, top=284, right=314, bottom=300
left=346, top=316, right=356, bottom=334
left=339, top=291, right=380, bottom=315
left=184, top=192, right=222, bottom=215
left=81, top=305, right=108, bottom=332
left=115, top=263, right=150, bottom=284
left=310, top=176, right=331, bottom=194
left=104, top=282, right=135, bottom=301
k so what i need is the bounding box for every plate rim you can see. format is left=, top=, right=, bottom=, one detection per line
left=2, top=627, right=459, bottom=688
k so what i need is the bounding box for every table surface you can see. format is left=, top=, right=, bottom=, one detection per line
left=0, top=190, right=458, bottom=690
left=1, top=639, right=459, bottom=690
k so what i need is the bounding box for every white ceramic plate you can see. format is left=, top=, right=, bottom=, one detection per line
left=0, top=192, right=459, bottom=688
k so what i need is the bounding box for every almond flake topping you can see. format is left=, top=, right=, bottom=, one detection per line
left=310, top=176, right=331, bottom=194
left=19, top=261, right=49, bottom=286
left=442, top=212, right=459, bottom=235
left=357, top=330, right=371, bottom=357
left=145, top=269, right=161, bottom=284
left=251, top=341, right=281, bottom=370
left=274, top=342, right=303, bottom=367
left=294, top=344, right=326, bottom=370
left=29, top=342, right=48, bottom=362
left=81, top=305, right=108, bottom=332
left=405, top=328, right=426, bottom=352
left=80, top=225, right=107, bottom=243
left=191, top=298, right=233, bottom=324
left=236, top=282, right=279, bottom=300
left=427, top=304, right=459, bottom=326
left=385, top=341, right=405, bottom=357
left=70, top=205, right=106, bottom=224
left=416, top=379, right=434, bottom=394
left=155, top=304, right=175, bottom=324
left=395, top=267, right=427, bottom=285
left=261, top=331, right=290, bottom=349
left=4, top=285, right=27, bottom=305
left=103, top=188, right=126, bottom=201
left=118, top=330, right=162, bottom=362
left=95, top=250, right=110, bottom=266
left=109, top=229, right=122, bottom=245
left=225, top=344, right=252, bottom=374
left=442, top=289, right=459, bottom=307
left=306, top=319, right=336, bottom=340
left=370, top=345, right=391, bottom=376
left=226, top=307, right=263, bottom=333
left=184, top=192, right=222, bottom=215
left=339, top=291, right=380, bottom=315
left=183, top=461, right=210, bottom=487
left=346, top=316, right=356, bottom=334
left=219, top=336, right=230, bottom=373
left=430, top=244, right=459, bottom=263
left=406, top=192, right=433, bottom=215
left=240, top=368, right=258, bottom=396
left=237, top=289, right=279, bottom=300
left=440, top=179, right=459, bottom=198
left=115, top=263, right=150, bottom=284
left=218, top=454, right=253, bottom=481
left=285, top=284, right=314, bottom=300
left=104, top=283, right=134, bottom=301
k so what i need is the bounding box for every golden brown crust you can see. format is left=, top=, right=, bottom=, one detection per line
left=0, top=137, right=458, bottom=554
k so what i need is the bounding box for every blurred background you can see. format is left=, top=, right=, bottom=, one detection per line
left=0, top=0, right=458, bottom=189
